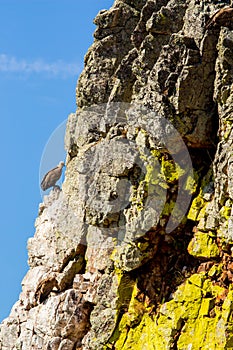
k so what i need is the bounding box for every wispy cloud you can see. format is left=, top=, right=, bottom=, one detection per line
left=0, top=54, right=81, bottom=78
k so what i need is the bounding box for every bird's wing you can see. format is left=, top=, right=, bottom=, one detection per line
left=40, top=165, right=60, bottom=190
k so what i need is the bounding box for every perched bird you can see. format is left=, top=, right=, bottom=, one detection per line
left=41, top=161, right=65, bottom=191
left=205, top=6, right=233, bottom=30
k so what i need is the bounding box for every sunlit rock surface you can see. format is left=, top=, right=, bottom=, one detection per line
left=2, top=1, right=233, bottom=349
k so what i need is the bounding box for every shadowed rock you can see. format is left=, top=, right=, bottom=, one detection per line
left=41, top=161, right=65, bottom=191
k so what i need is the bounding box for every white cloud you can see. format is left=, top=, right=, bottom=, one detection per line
left=0, top=54, right=81, bottom=77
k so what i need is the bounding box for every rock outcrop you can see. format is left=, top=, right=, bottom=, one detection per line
left=2, top=1, right=233, bottom=349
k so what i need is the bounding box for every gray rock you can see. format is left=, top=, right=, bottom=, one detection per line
left=2, top=1, right=233, bottom=349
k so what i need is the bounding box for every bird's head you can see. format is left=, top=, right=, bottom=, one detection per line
left=59, top=161, right=65, bottom=168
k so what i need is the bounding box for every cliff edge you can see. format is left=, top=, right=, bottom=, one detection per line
left=1, top=1, right=233, bottom=349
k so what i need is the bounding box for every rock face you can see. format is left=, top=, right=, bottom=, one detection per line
left=2, top=0, right=233, bottom=349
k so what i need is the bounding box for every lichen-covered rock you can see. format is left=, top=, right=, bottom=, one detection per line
left=2, top=0, right=233, bottom=349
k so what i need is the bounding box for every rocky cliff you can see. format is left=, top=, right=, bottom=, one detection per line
left=1, top=0, right=233, bottom=349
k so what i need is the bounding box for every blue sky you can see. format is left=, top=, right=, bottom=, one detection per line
left=0, top=0, right=113, bottom=322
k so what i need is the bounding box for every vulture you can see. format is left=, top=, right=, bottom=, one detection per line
left=205, top=6, right=233, bottom=30
left=41, top=161, right=65, bottom=191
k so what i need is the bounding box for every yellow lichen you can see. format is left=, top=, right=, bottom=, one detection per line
left=188, top=230, right=220, bottom=258
left=106, top=271, right=233, bottom=349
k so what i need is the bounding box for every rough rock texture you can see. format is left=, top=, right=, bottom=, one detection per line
left=2, top=0, right=233, bottom=349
